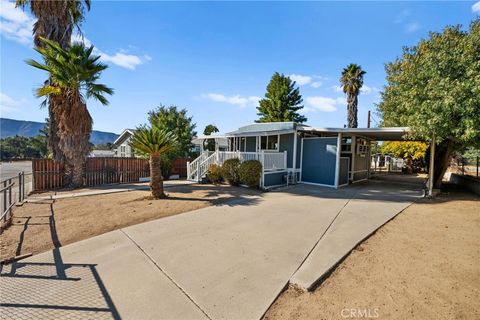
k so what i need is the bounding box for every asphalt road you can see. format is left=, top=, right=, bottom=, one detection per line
left=0, top=161, right=32, bottom=181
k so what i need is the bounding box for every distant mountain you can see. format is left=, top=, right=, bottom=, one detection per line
left=0, top=118, right=119, bottom=145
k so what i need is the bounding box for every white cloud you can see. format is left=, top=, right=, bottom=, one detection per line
left=473, top=1, right=480, bottom=14
left=289, top=74, right=312, bottom=86
left=332, top=85, right=343, bottom=93
left=0, top=0, right=34, bottom=45
left=0, top=92, right=25, bottom=113
left=405, top=21, right=421, bottom=33
left=305, top=96, right=346, bottom=113
left=99, top=52, right=143, bottom=70
left=201, top=93, right=260, bottom=108
left=361, top=85, right=379, bottom=95
left=289, top=74, right=327, bottom=88
left=72, top=34, right=148, bottom=70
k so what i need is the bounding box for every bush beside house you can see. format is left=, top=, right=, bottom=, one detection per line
left=239, top=160, right=262, bottom=188
left=207, top=164, right=223, bottom=184
left=222, top=158, right=241, bottom=186
left=209, top=158, right=262, bottom=188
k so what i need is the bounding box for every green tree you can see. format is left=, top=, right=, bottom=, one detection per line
left=27, top=38, right=113, bottom=188
left=16, top=0, right=91, bottom=162
left=129, top=125, right=177, bottom=199
left=0, top=135, right=48, bottom=160
left=148, top=105, right=197, bottom=177
left=380, top=141, right=429, bottom=160
left=378, top=20, right=480, bottom=188
left=203, top=124, right=219, bottom=151
left=340, top=64, right=366, bottom=128
left=256, top=72, right=307, bottom=123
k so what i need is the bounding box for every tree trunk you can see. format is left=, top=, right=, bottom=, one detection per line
left=31, top=0, right=74, bottom=164
left=149, top=154, right=166, bottom=199
left=432, top=140, right=454, bottom=189
left=53, top=92, right=92, bottom=189
left=347, top=93, right=358, bottom=128
left=48, top=102, right=64, bottom=162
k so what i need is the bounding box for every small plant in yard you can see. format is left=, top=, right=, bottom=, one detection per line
left=222, top=158, right=241, bottom=186
left=130, top=124, right=177, bottom=199
left=207, top=164, right=223, bottom=184
left=239, top=160, right=262, bottom=188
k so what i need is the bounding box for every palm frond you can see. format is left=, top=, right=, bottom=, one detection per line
left=130, top=125, right=178, bottom=156
left=37, top=85, right=62, bottom=97
left=27, top=37, right=113, bottom=105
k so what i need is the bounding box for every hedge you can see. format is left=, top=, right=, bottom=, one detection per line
left=239, top=160, right=262, bottom=188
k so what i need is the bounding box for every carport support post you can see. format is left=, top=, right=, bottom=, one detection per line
left=334, top=132, right=342, bottom=188
left=428, top=134, right=436, bottom=197
left=351, top=135, right=356, bottom=181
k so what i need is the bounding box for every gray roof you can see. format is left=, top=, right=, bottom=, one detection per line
left=301, top=127, right=411, bottom=141
left=227, top=122, right=307, bottom=136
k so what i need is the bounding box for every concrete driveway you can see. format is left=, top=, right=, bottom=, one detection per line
left=0, top=181, right=422, bottom=320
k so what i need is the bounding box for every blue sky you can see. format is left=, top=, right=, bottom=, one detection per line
left=1, top=1, right=479, bottom=135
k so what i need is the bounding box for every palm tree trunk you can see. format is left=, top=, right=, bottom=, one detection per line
left=53, top=91, right=92, bottom=188
left=48, top=103, right=64, bottom=162
left=31, top=0, right=74, bottom=164
left=347, top=93, right=359, bottom=128
left=149, top=154, right=166, bottom=199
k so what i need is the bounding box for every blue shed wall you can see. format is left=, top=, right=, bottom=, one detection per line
left=279, top=133, right=294, bottom=168
left=301, top=137, right=337, bottom=186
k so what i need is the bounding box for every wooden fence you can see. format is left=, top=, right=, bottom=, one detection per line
left=170, top=158, right=190, bottom=178
left=32, top=158, right=149, bottom=191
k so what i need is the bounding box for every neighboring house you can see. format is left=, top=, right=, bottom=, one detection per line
left=188, top=122, right=409, bottom=190
left=112, top=129, right=136, bottom=157
left=89, top=150, right=116, bottom=157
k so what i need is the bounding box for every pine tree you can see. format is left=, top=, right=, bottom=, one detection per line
left=256, top=72, right=307, bottom=123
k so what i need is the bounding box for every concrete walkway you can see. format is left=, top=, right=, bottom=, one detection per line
left=26, top=180, right=194, bottom=201
left=0, top=181, right=421, bottom=320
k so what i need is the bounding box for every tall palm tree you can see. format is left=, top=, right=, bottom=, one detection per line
left=129, top=125, right=177, bottom=199
left=27, top=38, right=113, bottom=188
left=340, top=64, right=366, bottom=128
left=16, top=0, right=91, bottom=162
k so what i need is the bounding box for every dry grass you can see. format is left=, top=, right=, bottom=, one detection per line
left=265, top=190, right=480, bottom=320
left=0, top=184, right=260, bottom=261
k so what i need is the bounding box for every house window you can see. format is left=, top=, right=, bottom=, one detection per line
left=260, top=135, right=279, bottom=151
left=120, top=145, right=126, bottom=157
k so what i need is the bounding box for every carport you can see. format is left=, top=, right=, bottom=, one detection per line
left=298, top=127, right=436, bottom=195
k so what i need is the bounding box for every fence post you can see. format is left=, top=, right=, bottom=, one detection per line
left=283, top=151, right=287, bottom=170
left=18, top=172, right=22, bottom=202
left=8, top=179, right=12, bottom=220
left=2, top=180, right=6, bottom=222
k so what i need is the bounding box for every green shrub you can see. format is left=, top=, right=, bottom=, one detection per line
left=239, top=160, right=262, bottom=188
left=222, top=158, right=241, bottom=185
left=207, top=164, right=222, bottom=184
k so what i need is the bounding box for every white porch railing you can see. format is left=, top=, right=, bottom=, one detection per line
left=262, top=151, right=287, bottom=171
left=187, top=150, right=287, bottom=182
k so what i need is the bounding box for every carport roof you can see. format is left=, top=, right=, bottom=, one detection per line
left=300, top=127, right=411, bottom=141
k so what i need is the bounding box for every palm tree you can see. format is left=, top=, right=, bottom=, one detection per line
left=129, top=125, right=178, bottom=199
left=340, top=64, right=366, bottom=128
left=16, top=0, right=91, bottom=162
left=27, top=38, right=113, bottom=188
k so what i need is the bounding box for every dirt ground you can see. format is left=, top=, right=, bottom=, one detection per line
left=0, top=184, right=260, bottom=261
left=265, top=190, right=480, bottom=320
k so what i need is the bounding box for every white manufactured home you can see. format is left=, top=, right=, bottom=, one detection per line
left=189, top=122, right=409, bottom=189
